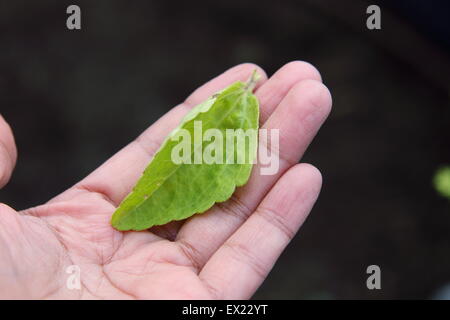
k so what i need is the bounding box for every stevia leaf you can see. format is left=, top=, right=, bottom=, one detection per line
left=111, top=72, right=260, bottom=231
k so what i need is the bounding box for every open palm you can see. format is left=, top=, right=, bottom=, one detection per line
left=0, top=62, right=331, bottom=299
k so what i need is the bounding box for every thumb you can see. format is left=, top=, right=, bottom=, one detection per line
left=0, top=115, right=17, bottom=188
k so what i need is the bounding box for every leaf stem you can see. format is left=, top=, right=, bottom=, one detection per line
left=245, top=69, right=261, bottom=92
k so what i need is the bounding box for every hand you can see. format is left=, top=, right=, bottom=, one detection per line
left=0, top=62, right=331, bottom=299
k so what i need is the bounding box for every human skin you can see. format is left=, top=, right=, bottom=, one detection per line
left=0, top=61, right=332, bottom=299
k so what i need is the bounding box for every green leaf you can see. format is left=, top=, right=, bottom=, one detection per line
left=434, top=166, right=450, bottom=200
left=111, top=72, right=260, bottom=231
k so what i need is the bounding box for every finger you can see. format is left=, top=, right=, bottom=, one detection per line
left=51, top=63, right=267, bottom=206
left=0, top=115, right=17, bottom=188
left=176, top=78, right=332, bottom=268
left=172, top=62, right=320, bottom=240
left=199, top=163, right=322, bottom=299
left=255, top=61, right=322, bottom=123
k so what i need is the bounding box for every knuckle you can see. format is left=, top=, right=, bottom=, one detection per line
left=177, top=238, right=204, bottom=272
left=216, top=194, right=252, bottom=223
left=224, top=241, right=268, bottom=280
left=256, top=205, right=297, bottom=240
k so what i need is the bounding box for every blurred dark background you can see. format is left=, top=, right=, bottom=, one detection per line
left=0, top=0, right=449, bottom=299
